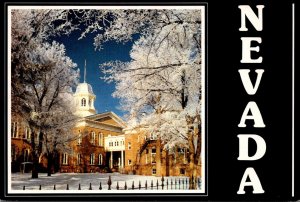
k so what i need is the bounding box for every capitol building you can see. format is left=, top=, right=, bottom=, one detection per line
left=11, top=62, right=197, bottom=177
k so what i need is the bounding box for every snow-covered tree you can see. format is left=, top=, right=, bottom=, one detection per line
left=11, top=9, right=79, bottom=178
left=82, top=9, right=202, bottom=178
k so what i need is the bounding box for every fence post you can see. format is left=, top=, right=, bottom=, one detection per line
left=124, top=182, right=127, bottom=190
left=166, top=179, right=168, bottom=190
left=156, top=179, right=158, bottom=190
left=138, top=181, right=141, bottom=190
left=66, top=184, right=69, bottom=190
left=132, top=181, right=134, bottom=190
left=23, top=185, right=25, bottom=190
left=145, top=180, right=148, bottom=190
left=108, top=176, right=112, bottom=190
left=161, top=176, right=164, bottom=190
left=171, top=179, right=173, bottom=189
left=53, top=184, right=56, bottom=190
left=39, top=185, right=41, bottom=190
left=151, top=180, right=153, bottom=189
left=78, top=183, right=81, bottom=190
left=116, top=181, right=119, bottom=190
left=89, top=183, right=92, bottom=190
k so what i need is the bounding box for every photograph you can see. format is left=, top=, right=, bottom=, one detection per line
left=7, top=5, right=206, bottom=194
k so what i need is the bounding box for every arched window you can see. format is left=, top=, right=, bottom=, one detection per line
left=98, top=133, right=103, bottom=146
left=24, top=149, right=29, bottom=162
left=25, top=127, right=31, bottom=140
left=90, top=153, right=95, bottom=165
left=62, top=153, right=68, bottom=165
left=11, top=122, right=18, bottom=138
left=91, top=132, right=96, bottom=144
left=98, top=154, right=103, bottom=165
left=77, top=153, right=81, bottom=165
left=81, top=98, right=86, bottom=106
left=78, top=133, right=82, bottom=145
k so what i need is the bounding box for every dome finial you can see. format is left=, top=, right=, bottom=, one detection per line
left=84, top=59, right=87, bottom=83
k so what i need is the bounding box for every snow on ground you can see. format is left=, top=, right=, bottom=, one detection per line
left=11, top=172, right=201, bottom=191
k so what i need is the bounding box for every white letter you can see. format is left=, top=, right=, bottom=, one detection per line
left=237, top=167, right=265, bottom=194
left=239, top=69, right=264, bottom=95
left=237, top=134, right=266, bottom=160
left=238, top=101, right=265, bottom=128
left=241, top=37, right=263, bottom=63
left=239, top=5, right=264, bottom=31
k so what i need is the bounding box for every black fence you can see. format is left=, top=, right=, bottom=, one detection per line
left=21, top=175, right=202, bottom=190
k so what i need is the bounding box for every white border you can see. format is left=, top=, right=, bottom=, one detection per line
left=7, top=5, right=207, bottom=195
left=292, top=3, right=295, bottom=198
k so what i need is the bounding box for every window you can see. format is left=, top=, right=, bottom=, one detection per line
left=152, top=169, right=157, bottom=175
left=25, top=127, right=31, bottom=140
left=98, top=154, right=103, bottom=165
left=115, top=141, right=117, bottom=146
left=150, top=133, right=157, bottom=140
left=151, top=148, right=156, bottom=164
left=180, top=168, right=186, bottom=175
left=128, top=142, right=131, bottom=150
left=128, top=159, right=132, bottom=165
left=91, top=132, right=95, bottom=145
left=98, top=133, right=103, bottom=146
left=11, top=122, right=18, bottom=138
left=78, top=133, right=82, bottom=145
left=77, top=153, right=82, bottom=165
left=11, top=145, right=16, bottom=161
left=23, top=149, right=29, bottom=162
left=90, top=153, right=95, bottom=165
left=81, top=98, right=86, bottom=106
left=62, top=153, right=68, bottom=165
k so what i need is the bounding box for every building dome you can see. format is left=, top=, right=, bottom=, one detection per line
left=75, top=83, right=94, bottom=95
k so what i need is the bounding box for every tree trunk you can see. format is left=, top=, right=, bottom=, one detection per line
left=47, top=152, right=53, bottom=176
left=31, top=152, right=39, bottom=178
left=156, top=138, right=162, bottom=177
left=188, top=130, right=196, bottom=189
left=30, top=130, right=39, bottom=178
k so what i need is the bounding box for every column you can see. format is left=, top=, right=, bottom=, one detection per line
left=118, top=157, right=120, bottom=167
left=110, top=151, right=113, bottom=169
left=121, top=150, right=124, bottom=168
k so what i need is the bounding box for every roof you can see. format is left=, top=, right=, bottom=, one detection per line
left=85, top=111, right=127, bottom=128
left=75, top=83, right=95, bottom=95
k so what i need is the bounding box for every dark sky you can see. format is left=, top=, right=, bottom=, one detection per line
left=54, top=29, right=134, bottom=119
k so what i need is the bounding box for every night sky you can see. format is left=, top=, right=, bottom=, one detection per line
left=54, top=30, right=134, bottom=118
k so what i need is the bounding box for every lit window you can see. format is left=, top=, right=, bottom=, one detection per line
left=81, top=98, right=86, bottom=106
left=62, top=153, right=68, bottom=165
left=151, top=148, right=156, bottom=164
left=128, top=142, right=131, bottom=150
left=98, top=154, right=103, bottom=165
left=25, top=127, right=31, bottom=140
left=150, top=133, right=157, bottom=140
left=78, top=133, right=82, bottom=145
left=90, top=153, right=95, bottom=165
left=11, top=122, right=18, bottom=138
left=128, top=159, right=132, bottom=165
left=98, top=133, right=103, bottom=146
left=91, top=132, right=95, bottom=144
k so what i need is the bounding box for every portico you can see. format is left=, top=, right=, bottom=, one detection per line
left=105, top=135, right=125, bottom=170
